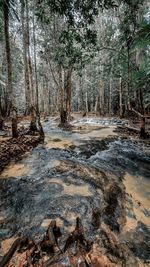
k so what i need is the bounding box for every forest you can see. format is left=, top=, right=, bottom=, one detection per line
left=0, top=0, right=150, bottom=266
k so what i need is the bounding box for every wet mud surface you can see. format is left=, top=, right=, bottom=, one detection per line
left=0, top=117, right=150, bottom=266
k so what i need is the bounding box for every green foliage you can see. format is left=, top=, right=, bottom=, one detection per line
left=133, top=21, right=150, bottom=48
left=36, top=0, right=99, bottom=71
left=45, top=0, right=117, bottom=26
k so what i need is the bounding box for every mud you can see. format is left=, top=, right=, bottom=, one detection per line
left=0, top=117, right=150, bottom=266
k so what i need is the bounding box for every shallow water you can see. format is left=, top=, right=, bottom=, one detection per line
left=0, top=117, right=150, bottom=264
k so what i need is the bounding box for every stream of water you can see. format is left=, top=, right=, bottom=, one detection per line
left=0, top=117, right=150, bottom=265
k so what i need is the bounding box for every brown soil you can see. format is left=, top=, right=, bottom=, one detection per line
left=0, top=135, right=41, bottom=173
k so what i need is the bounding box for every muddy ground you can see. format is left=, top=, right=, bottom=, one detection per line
left=0, top=116, right=150, bottom=266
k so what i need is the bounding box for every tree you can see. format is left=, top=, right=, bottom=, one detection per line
left=21, top=0, right=31, bottom=115
left=0, top=0, right=18, bottom=137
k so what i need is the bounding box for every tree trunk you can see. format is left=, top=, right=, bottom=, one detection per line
left=119, top=77, right=123, bottom=118
left=66, top=68, right=72, bottom=120
left=59, top=66, right=66, bottom=124
left=0, top=96, right=4, bottom=130
left=32, top=3, right=38, bottom=113
left=95, top=96, right=98, bottom=113
left=29, top=106, right=37, bottom=132
left=85, top=92, right=88, bottom=114
left=99, top=79, right=104, bottom=116
left=3, top=1, right=18, bottom=138
left=127, top=46, right=131, bottom=111
left=109, top=77, right=112, bottom=116
left=21, top=1, right=31, bottom=114
left=139, top=88, right=145, bottom=138
left=25, top=0, right=34, bottom=112
left=3, top=1, right=12, bottom=115
left=140, top=116, right=145, bottom=138
left=60, top=110, right=67, bottom=124
left=12, top=108, right=18, bottom=138
left=29, top=1, right=39, bottom=132
left=0, top=112, right=4, bottom=130
left=139, top=88, right=144, bottom=115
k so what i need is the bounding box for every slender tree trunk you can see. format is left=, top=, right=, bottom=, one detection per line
left=29, top=1, right=38, bottom=132
left=127, top=46, right=131, bottom=111
left=59, top=65, right=67, bottom=124
left=3, top=1, right=18, bottom=137
left=85, top=92, right=88, bottom=114
left=99, top=79, right=104, bottom=116
left=3, top=1, right=12, bottom=114
left=139, top=88, right=144, bottom=115
left=32, top=5, right=38, bottom=112
left=12, top=108, right=18, bottom=138
left=119, top=77, right=123, bottom=118
left=109, top=77, right=112, bottom=116
left=25, top=0, right=34, bottom=110
left=0, top=107, right=4, bottom=130
left=79, top=77, right=84, bottom=111
left=59, top=66, right=64, bottom=113
left=95, top=96, right=98, bottom=113
left=140, top=116, right=145, bottom=138
left=66, top=67, right=72, bottom=120
left=139, top=88, right=145, bottom=138
left=0, top=93, right=4, bottom=129
left=21, top=1, right=30, bottom=114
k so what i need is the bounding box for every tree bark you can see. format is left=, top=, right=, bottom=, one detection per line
left=85, top=92, right=88, bottom=114
left=25, top=0, right=34, bottom=111
left=3, top=1, right=12, bottom=115
left=12, top=108, right=18, bottom=138
left=119, top=77, right=123, bottom=118
left=59, top=66, right=66, bottom=124
left=99, top=79, right=104, bottom=116
left=109, top=77, right=112, bottom=116
left=32, top=2, right=38, bottom=113
left=66, top=68, right=72, bottom=119
left=21, top=1, right=31, bottom=114
left=29, top=1, right=39, bottom=132
left=59, top=67, right=63, bottom=109
left=127, top=46, right=131, bottom=111
left=140, top=116, right=145, bottom=138
left=29, top=106, right=37, bottom=132
left=0, top=112, right=4, bottom=130
left=3, top=0, right=18, bottom=138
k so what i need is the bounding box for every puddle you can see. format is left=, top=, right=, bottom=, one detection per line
left=45, top=138, right=74, bottom=149
left=124, top=172, right=150, bottom=211
left=124, top=172, right=150, bottom=228
left=0, top=163, right=28, bottom=178
left=71, top=126, right=117, bottom=141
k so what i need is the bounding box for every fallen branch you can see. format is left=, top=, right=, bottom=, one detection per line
left=131, top=108, right=143, bottom=118
left=126, top=125, right=140, bottom=133
left=0, top=238, right=21, bottom=267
